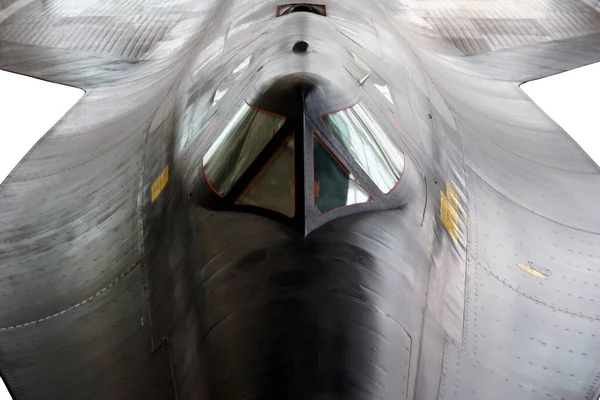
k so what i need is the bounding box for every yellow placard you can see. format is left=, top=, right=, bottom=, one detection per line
left=151, top=165, right=169, bottom=202
left=517, top=262, right=547, bottom=280
left=440, top=190, right=459, bottom=244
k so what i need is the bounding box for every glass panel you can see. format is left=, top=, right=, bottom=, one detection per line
left=314, top=135, right=370, bottom=216
left=237, top=136, right=295, bottom=217
left=203, top=104, right=286, bottom=196
left=276, top=4, right=327, bottom=17
left=212, top=56, right=251, bottom=107
left=233, top=56, right=251, bottom=74
left=212, top=87, right=228, bottom=106
left=323, top=102, right=404, bottom=193
left=374, top=82, right=393, bottom=105
left=351, top=52, right=371, bottom=76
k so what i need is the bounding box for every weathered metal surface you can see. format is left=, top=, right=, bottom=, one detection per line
left=0, top=0, right=599, bottom=399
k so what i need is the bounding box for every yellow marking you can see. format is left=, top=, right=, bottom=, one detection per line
left=440, top=190, right=459, bottom=244
left=517, top=262, right=547, bottom=280
left=446, top=181, right=459, bottom=211
left=151, top=166, right=169, bottom=202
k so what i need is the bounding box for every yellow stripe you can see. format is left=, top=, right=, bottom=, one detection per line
left=151, top=165, right=169, bottom=202
left=440, top=190, right=459, bottom=244
left=517, top=262, right=547, bottom=280
left=446, top=181, right=459, bottom=211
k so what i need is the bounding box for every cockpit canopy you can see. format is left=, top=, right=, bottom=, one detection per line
left=201, top=96, right=406, bottom=234
left=322, top=102, right=405, bottom=194
left=202, top=104, right=286, bottom=197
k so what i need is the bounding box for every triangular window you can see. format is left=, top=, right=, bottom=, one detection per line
left=313, top=135, right=370, bottom=217
left=203, top=103, right=285, bottom=196
left=237, top=135, right=295, bottom=217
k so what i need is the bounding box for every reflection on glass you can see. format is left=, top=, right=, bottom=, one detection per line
left=212, top=56, right=251, bottom=107
left=233, top=56, right=251, bottom=74
left=212, top=87, right=228, bottom=106
left=323, top=102, right=404, bottom=193
left=276, top=4, right=327, bottom=17
left=314, top=135, right=370, bottom=216
left=374, top=82, right=393, bottom=105
left=237, top=136, right=295, bottom=217
left=203, top=104, right=285, bottom=196
left=351, top=52, right=371, bottom=76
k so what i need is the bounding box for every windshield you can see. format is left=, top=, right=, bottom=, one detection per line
left=203, top=103, right=286, bottom=196
left=314, top=134, right=370, bottom=216
left=322, top=102, right=404, bottom=193
left=237, top=135, right=295, bottom=217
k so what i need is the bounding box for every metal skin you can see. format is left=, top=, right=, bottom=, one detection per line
left=0, top=0, right=599, bottom=399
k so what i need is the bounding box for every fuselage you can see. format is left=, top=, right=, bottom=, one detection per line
left=144, top=4, right=449, bottom=399
left=2, top=1, right=600, bottom=399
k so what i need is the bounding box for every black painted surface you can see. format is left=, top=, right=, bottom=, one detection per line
left=0, top=0, right=599, bottom=399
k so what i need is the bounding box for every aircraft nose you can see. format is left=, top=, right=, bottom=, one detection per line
left=197, top=219, right=420, bottom=400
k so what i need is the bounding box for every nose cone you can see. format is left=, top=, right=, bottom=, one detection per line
left=196, top=211, right=424, bottom=400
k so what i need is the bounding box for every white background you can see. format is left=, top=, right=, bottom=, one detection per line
left=521, top=62, right=600, bottom=167
left=0, top=69, right=84, bottom=186
left=0, top=378, right=9, bottom=400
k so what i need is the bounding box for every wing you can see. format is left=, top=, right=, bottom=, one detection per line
left=397, top=0, right=600, bottom=55
left=0, top=0, right=221, bottom=398
left=403, top=4, right=600, bottom=399
left=441, top=32, right=600, bottom=82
